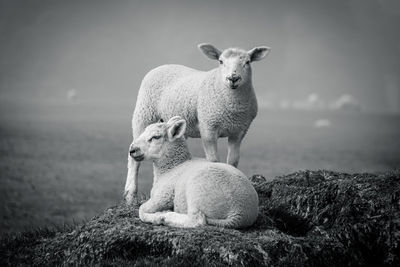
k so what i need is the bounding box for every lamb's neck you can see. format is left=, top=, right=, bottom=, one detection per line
left=153, top=139, right=192, bottom=177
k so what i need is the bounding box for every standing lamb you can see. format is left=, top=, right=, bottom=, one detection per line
left=125, top=43, right=271, bottom=204
left=130, top=116, right=259, bottom=228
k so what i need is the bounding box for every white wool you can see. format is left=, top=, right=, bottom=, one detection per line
left=135, top=118, right=259, bottom=228
left=134, top=64, right=257, bottom=138
left=124, top=44, right=270, bottom=204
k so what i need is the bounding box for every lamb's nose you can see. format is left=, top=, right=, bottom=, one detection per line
left=227, top=74, right=241, bottom=83
left=129, top=146, right=140, bottom=157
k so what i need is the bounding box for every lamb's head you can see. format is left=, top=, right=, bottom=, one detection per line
left=129, top=116, right=187, bottom=162
left=198, top=43, right=271, bottom=90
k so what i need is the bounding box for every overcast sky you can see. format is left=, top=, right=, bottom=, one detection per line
left=1, top=0, right=399, bottom=113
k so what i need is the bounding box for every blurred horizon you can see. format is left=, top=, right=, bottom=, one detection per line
left=1, top=0, right=400, bottom=114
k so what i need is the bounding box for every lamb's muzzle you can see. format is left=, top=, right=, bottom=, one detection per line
left=226, top=74, right=242, bottom=89
left=129, top=145, right=144, bottom=161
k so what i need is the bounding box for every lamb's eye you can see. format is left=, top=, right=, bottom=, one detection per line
left=219, top=60, right=223, bottom=65
left=149, top=135, right=162, bottom=142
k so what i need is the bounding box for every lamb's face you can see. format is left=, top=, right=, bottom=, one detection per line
left=129, top=117, right=187, bottom=162
left=129, top=123, right=168, bottom=161
left=198, top=43, right=271, bottom=90
left=219, top=49, right=251, bottom=89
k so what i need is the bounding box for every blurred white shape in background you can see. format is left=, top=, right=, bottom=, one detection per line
left=292, top=93, right=326, bottom=110
left=314, top=119, right=332, bottom=128
left=331, top=94, right=361, bottom=111
left=67, top=89, right=78, bottom=102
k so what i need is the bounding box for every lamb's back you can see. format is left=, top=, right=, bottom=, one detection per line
left=173, top=160, right=258, bottom=219
left=142, top=65, right=211, bottom=137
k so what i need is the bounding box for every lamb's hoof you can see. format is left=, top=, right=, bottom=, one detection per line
left=155, top=212, right=168, bottom=225
left=192, top=212, right=207, bottom=227
left=124, top=190, right=138, bottom=206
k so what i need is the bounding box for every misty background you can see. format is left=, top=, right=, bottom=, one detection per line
left=0, top=0, right=400, bottom=234
left=1, top=0, right=400, bottom=112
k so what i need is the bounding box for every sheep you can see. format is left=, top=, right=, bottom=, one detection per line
left=129, top=116, right=259, bottom=228
left=125, top=43, right=271, bottom=204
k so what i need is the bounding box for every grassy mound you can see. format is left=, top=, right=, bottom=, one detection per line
left=1, top=170, right=400, bottom=266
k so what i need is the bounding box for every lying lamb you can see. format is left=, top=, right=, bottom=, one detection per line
left=129, top=116, right=259, bottom=228
left=125, top=43, right=270, bottom=203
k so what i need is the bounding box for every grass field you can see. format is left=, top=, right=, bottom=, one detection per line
left=1, top=100, right=399, bottom=235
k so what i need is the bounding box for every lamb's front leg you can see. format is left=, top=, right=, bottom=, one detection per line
left=201, top=130, right=220, bottom=162
left=227, top=131, right=245, bottom=167
left=139, top=199, right=171, bottom=225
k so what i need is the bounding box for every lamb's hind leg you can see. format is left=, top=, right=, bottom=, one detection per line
left=161, top=211, right=206, bottom=228
left=124, top=112, right=154, bottom=204
left=201, top=129, right=220, bottom=162
left=227, top=131, right=245, bottom=167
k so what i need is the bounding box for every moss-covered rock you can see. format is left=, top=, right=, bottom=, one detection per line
left=1, top=170, right=400, bottom=266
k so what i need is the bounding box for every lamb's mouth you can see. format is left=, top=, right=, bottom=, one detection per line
left=133, top=154, right=145, bottom=162
left=229, top=84, right=239, bottom=89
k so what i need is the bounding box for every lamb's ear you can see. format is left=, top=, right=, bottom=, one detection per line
left=167, top=119, right=187, bottom=141
left=248, top=46, right=271, bottom=62
left=167, top=116, right=183, bottom=125
left=198, top=43, right=221, bottom=60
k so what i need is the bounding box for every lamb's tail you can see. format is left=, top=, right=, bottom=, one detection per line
left=206, top=213, right=245, bottom=228
left=206, top=218, right=237, bottom=228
